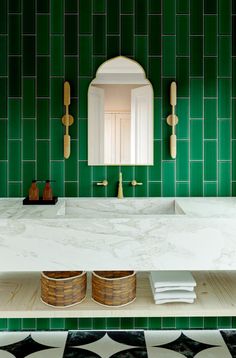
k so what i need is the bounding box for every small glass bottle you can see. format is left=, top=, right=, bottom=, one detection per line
left=29, top=180, right=39, bottom=200
left=43, top=180, right=53, bottom=200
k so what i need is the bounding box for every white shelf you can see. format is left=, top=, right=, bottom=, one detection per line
left=1, top=271, right=236, bottom=318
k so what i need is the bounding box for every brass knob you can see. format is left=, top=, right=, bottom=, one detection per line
left=131, top=180, right=143, bottom=186
left=96, top=180, right=108, bottom=186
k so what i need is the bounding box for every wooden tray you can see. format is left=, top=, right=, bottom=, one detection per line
left=23, top=196, right=58, bottom=205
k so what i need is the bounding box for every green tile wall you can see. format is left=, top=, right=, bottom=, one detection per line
left=0, top=0, right=234, bottom=197
left=0, top=0, right=235, bottom=331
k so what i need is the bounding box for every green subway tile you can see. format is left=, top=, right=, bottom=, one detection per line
left=65, top=15, right=78, bottom=55
left=149, top=15, right=161, bottom=56
left=9, top=57, right=21, bottom=97
left=204, top=99, right=217, bottom=139
left=93, top=184, right=107, bottom=197
left=204, top=140, right=217, bottom=181
left=149, top=57, right=161, bottom=97
left=162, top=139, right=172, bottom=160
left=163, top=36, right=176, bottom=77
left=177, top=15, right=189, bottom=56
left=51, top=0, right=63, bottom=34
left=65, top=318, right=78, bottom=330
left=0, top=162, right=7, bottom=196
left=79, top=120, right=87, bottom=160
left=106, top=318, right=120, bottom=329
left=68, top=100, right=78, bottom=138
left=9, top=140, right=21, bottom=181
left=36, top=318, right=50, bottom=330
left=121, top=15, right=134, bottom=56
left=37, top=57, right=49, bottom=97
left=23, top=120, right=35, bottom=160
left=51, top=36, right=64, bottom=76
left=204, top=317, right=217, bottom=329
left=218, top=162, right=231, bottom=196
left=37, top=0, right=49, bottom=13
left=204, top=57, right=217, bottom=98
left=51, top=161, right=64, bottom=196
left=0, top=0, right=7, bottom=34
left=162, top=78, right=173, bottom=120
left=218, top=317, right=232, bottom=329
left=121, top=0, right=134, bottom=13
left=0, top=120, right=7, bottom=160
left=65, top=182, right=78, bottom=196
left=204, top=182, right=217, bottom=197
left=0, top=319, right=7, bottom=330
left=176, top=182, right=189, bottom=196
left=153, top=98, right=162, bottom=139
left=190, top=120, right=203, bottom=160
left=107, top=0, right=120, bottom=34
left=79, top=36, right=92, bottom=76
left=219, top=120, right=230, bottom=160
left=163, top=0, right=176, bottom=34
left=190, top=79, right=203, bottom=118
left=120, top=318, right=134, bottom=329
left=204, top=0, right=217, bottom=14
left=162, top=317, right=176, bottom=329
left=177, top=99, right=189, bottom=139
left=65, top=57, right=78, bottom=95
left=149, top=182, right=162, bottom=197
left=23, top=36, right=35, bottom=76
left=51, top=77, right=64, bottom=118
left=50, top=318, right=65, bottom=330
left=23, top=0, right=35, bottom=34
left=204, top=16, right=217, bottom=56
left=65, top=0, right=78, bottom=13
left=190, top=162, right=203, bottom=196
left=233, top=99, right=236, bottom=139
left=189, top=317, right=204, bottom=329
left=9, top=15, right=21, bottom=55
left=233, top=58, right=236, bottom=97
left=93, top=0, right=105, bottom=13
left=107, top=35, right=120, bottom=58
left=135, top=36, right=148, bottom=70
left=148, top=317, right=162, bottom=329
left=93, top=15, right=106, bottom=55
left=190, top=36, right=203, bottom=76
left=107, top=166, right=119, bottom=197
left=92, top=318, right=106, bottom=330
left=149, top=0, right=161, bottom=13
left=233, top=141, right=236, bottom=180
left=78, top=318, right=93, bottom=329
left=9, top=183, right=21, bottom=197
left=23, top=79, right=35, bottom=118
left=8, top=99, right=21, bottom=139
left=162, top=162, right=175, bottom=197
left=37, top=99, right=49, bottom=139
left=219, top=0, right=231, bottom=34
left=176, top=141, right=189, bottom=181
left=135, top=0, right=147, bottom=34
left=79, top=161, right=92, bottom=196
left=79, top=0, right=92, bottom=34
left=93, top=166, right=106, bottom=181
left=93, top=56, right=106, bottom=76
left=134, top=167, right=147, bottom=197
left=9, top=0, right=21, bottom=13
left=190, top=0, right=203, bottom=35
left=149, top=141, right=161, bottom=181
left=218, top=78, right=231, bottom=118
left=37, top=140, right=49, bottom=179
left=79, top=78, right=91, bottom=118
left=177, top=0, right=189, bottom=13
left=51, top=119, right=63, bottom=160
left=233, top=317, right=236, bottom=329
left=233, top=182, right=236, bottom=196
left=7, top=318, right=21, bottom=330
left=134, top=317, right=148, bottom=329
left=23, top=161, right=36, bottom=195
left=176, top=57, right=189, bottom=97
left=219, top=36, right=231, bottom=77
left=0, top=78, right=7, bottom=118
left=0, top=36, right=7, bottom=75
left=176, top=317, right=190, bottom=329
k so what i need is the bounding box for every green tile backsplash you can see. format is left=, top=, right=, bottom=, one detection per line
left=0, top=0, right=234, bottom=198
left=0, top=0, right=236, bottom=331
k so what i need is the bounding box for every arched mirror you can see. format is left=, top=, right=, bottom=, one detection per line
left=88, top=56, right=153, bottom=165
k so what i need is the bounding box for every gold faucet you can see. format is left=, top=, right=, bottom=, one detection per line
left=117, top=172, right=124, bottom=199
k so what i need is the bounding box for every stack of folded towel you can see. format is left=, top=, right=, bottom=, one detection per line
left=149, top=271, right=197, bottom=304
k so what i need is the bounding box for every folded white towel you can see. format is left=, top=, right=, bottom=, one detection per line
left=149, top=276, right=196, bottom=300
left=155, top=286, right=194, bottom=292
left=150, top=271, right=196, bottom=288
left=155, top=298, right=195, bottom=304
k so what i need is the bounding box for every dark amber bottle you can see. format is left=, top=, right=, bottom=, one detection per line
left=29, top=180, right=39, bottom=200
left=43, top=180, right=53, bottom=200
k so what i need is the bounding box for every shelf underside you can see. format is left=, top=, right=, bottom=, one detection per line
left=0, top=271, right=236, bottom=318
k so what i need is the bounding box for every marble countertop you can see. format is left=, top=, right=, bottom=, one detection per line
left=0, top=197, right=236, bottom=271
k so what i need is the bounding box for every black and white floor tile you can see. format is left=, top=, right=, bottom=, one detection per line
left=0, top=329, right=235, bottom=357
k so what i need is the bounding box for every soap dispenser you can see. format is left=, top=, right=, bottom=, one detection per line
left=29, top=180, right=39, bottom=201
left=43, top=180, right=53, bottom=201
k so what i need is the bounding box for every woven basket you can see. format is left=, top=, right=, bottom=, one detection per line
left=92, top=271, right=136, bottom=307
left=41, top=271, right=87, bottom=307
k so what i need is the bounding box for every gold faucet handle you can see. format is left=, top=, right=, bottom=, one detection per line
left=96, top=180, right=108, bottom=186
left=131, top=180, right=143, bottom=186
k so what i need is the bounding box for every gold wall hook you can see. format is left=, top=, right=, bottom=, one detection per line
left=167, top=82, right=178, bottom=159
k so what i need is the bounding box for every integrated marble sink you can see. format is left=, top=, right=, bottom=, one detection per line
left=64, top=198, right=185, bottom=218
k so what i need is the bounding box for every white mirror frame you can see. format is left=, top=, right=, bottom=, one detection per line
left=88, top=56, right=154, bottom=166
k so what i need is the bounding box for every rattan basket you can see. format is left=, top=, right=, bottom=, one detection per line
left=92, top=271, right=136, bottom=307
left=41, top=271, right=87, bottom=307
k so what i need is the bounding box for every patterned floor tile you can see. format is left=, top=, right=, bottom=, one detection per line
left=221, top=330, right=236, bottom=358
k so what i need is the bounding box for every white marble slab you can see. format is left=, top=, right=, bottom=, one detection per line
left=0, top=197, right=236, bottom=271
